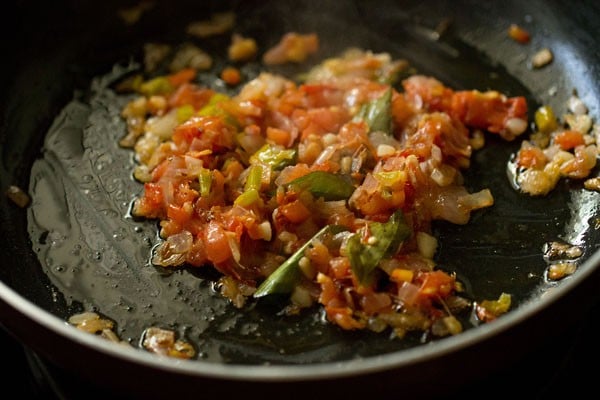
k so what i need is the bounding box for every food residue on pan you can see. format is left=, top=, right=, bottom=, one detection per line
left=510, top=93, right=599, bottom=197
left=508, top=24, right=531, bottom=44
left=531, top=48, right=554, bottom=69
left=69, top=312, right=130, bottom=346
left=542, top=241, right=584, bottom=281
left=142, top=327, right=196, bottom=359
left=506, top=22, right=554, bottom=69
left=69, top=312, right=196, bottom=359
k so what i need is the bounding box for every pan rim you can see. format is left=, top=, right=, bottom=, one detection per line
left=1, top=247, right=598, bottom=382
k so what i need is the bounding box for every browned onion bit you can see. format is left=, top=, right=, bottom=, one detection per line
left=6, top=185, right=31, bottom=208
left=142, top=327, right=196, bottom=359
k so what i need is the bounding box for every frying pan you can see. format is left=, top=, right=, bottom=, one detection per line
left=1, top=0, right=599, bottom=397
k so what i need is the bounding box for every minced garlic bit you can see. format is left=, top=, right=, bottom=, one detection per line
left=568, top=94, right=588, bottom=115
left=377, top=144, right=396, bottom=157
left=584, top=177, right=600, bottom=191
left=531, top=48, right=553, bottom=68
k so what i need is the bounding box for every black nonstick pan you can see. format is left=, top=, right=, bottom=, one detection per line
left=1, top=0, right=599, bottom=398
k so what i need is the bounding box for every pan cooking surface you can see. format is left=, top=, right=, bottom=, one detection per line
left=15, top=0, right=600, bottom=366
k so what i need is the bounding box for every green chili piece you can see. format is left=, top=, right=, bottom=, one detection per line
left=198, top=93, right=230, bottom=117
left=479, top=292, right=512, bottom=316
left=139, top=76, right=174, bottom=96
left=234, top=188, right=260, bottom=207
left=250, top=144, right=296, bottom=170
left=176, top=104, right=195, bottom=123
left=354, top=87, right=392, bottom=135
left=198, top=168, right=212, bottom=197
left=245, top=165, right=263, bottom=191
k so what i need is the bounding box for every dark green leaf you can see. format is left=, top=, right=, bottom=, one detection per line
left=253, top=225, right=348, bottom=298
left=287, top=171, right=355, bottom=201
left=347, top=210, right=411, bottom=284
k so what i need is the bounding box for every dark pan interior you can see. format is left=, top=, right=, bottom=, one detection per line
left=1, top=0, right=600, bottom=380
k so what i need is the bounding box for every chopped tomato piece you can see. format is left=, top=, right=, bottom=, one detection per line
left=417, top=270, right=455, bottom=298
left=220, top=67, right=242, bottom=86
left=167, top=68, right=197, bottom=87
left=517, top=146, right=547, bottom=169
left=168, top=83, right=214, bottom=109
left=279, top=199, right=311, bottom=223
left=204, top=221, right=232, bottom=264
left=554, top=130, right=585, bottom=150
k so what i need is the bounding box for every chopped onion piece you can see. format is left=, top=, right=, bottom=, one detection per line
left=505, top=118, right=528, bottom=136
left=416, top=231, right=438, bottom=259
left=568, top=95, right=588, bottom=115
left=397, top=281, right=420, bottom=306
left=377, top=144, right=396, bottom=157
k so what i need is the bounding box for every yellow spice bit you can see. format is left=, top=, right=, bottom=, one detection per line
left=390, top=268, right=414, bottom=283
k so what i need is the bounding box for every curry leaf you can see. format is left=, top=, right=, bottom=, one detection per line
left=287, top=171, right=355, bottom=201
left=347, top=210, right=411, bottom=284
left=254, top=225, right=347, bottom=298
